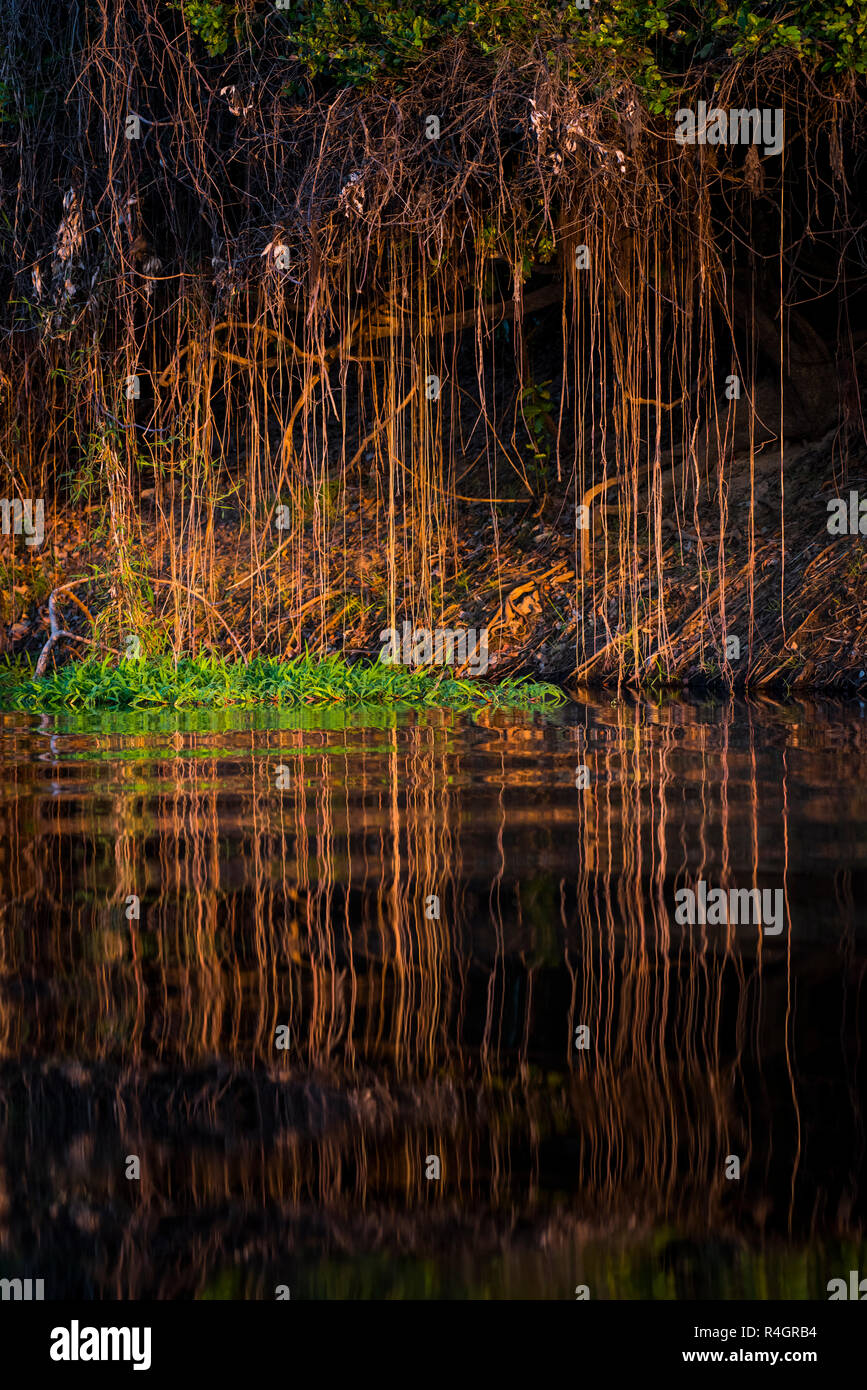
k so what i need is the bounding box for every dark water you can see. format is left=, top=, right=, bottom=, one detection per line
left=1, top=697, right=866, bottom=1300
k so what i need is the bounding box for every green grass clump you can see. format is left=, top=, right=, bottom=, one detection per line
left=0, top=653, right=566, bottom=713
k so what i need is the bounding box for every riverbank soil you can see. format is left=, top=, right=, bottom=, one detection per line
left=3, top=420, right=867, bottom=692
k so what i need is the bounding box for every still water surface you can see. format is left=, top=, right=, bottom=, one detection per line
left=1, top=697, right=866, bottom=1298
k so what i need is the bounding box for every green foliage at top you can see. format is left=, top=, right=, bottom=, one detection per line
left=177, top=0, right=867, bottom=86
left=179, top=0, right=235, bottom=55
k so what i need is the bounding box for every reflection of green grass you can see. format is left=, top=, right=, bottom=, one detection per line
left=192, top=1237, right=867, bottom=1300
left=0, top=653, right=566, bottom=714
left=197, top=1268, right=250, bottom=1300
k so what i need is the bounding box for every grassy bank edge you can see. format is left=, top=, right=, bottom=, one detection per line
left=0, top=653, right=567, bottom=713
